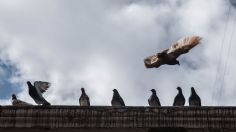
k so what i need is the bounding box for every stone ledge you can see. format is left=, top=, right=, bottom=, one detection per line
left=0, top=106, right=236, bottom=130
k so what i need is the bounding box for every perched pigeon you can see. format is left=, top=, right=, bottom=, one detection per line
left=148, top=89, right=161, bottom=107
left=189, top=87, right=201, bottom=106
left=12, top=94, right=32, bottom=106
left=111, top=89, right=125, bottom=106
left=27, top=81, right=51, bottom=106
left=144, top=36, right=201, bottom=68
left=173, top=87, right=185, bottom=106
left=79, top=88, right=90, bottom=106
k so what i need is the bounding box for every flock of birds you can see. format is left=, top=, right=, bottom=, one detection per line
left=11, top=36, right=202, bottom=107
left=112, top=86, right=201, bottom=107
left=11, top=81, right=201, bottom=107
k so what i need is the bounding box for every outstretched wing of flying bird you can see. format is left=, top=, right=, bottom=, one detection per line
left=144, top=36, right=201, bottom=68
left=144, top=49, right=168, bottom=68
left=167, top=36, right=201, bottom=59
left=144, top=54, right=162, bottom=68
left=34, top=81, right=51, bottom=94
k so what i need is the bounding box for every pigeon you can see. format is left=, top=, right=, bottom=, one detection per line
left=148, top=89, right=161, bottom=107
left=173, top=87, right=185, bottom=106
left=27, top=81, right=51, bottom=106
left=111, top=89, right=125, bottom=106
left=12, top=94, right=32, bottom=106
left=144, top=36, right=201, bottom=68
left=189, top=87, right=201, bottom=106
left=79, top=88, right=90, bottom=106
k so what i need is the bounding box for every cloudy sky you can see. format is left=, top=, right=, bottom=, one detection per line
left=0, top=0, right=236, bottom=106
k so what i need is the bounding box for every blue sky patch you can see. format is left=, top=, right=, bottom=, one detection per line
left=0, top=60, right=20, bottom=99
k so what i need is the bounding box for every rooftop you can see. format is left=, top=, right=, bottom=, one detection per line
left=0, top=106, right=236, bottom=131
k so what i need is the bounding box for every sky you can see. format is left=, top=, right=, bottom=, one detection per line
left=0, top=0, right=236, bottom=106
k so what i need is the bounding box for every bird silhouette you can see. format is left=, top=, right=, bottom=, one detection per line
left=173, top=87, right=185, bottom=106
left=189, top=87, right=201, bottom=106
left=148, top=89, right=161, bottom=107
left=111, top=89, right=125, bottom=106
left=27, top=81, right=51, bottom=106
left=144, top=36, right=201, bottom=68
left=12, top=94, right=32, bottom=106
left=79, top=88, right=90, bottom=106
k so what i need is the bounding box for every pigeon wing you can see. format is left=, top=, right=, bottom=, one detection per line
left=34, top=81, right=51, bottom=94
left=144, top=49, right=168, bottom=68
left=86, top=95, right=90, bottom=106
left=79, top=94, right=90, bottom=106
left=167, top=36, right=201, bottom=59
left=120, top=97, right=125, bottom=106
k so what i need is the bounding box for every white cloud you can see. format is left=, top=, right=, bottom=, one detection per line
left=0, top=0, right=235, bottom=106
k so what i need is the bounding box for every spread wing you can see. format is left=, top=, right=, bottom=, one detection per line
left=144, top=49, right=168, bottom=68
left=167, top=36, right=202, bottom=59
left=34, top=81, right=51, bottom=94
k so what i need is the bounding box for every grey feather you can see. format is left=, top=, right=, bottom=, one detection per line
left=173, top=87, right=185, bottom=106
left=111, top=89, right=125, bottom=106
left=189, top=87, right=201, bottom=106
left=12, top=94, right=32, bottom=106
left=27, top=81, right=51, bottom=106
left=79, top=88, right=90, bottom=106
left=148, top=89, right=161, bottom=107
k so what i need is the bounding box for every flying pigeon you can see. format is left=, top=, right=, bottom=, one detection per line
left=189, top=87, right=201, bottom=106
left=27, top=81, right=51, bottom=106
left=12, top=94, right=32, bottom=106
left=173, top=87, right=185, bottom=106
left=148, top=89, right=161, bottom=107
left=111, top=89, right=125, bottom=106
left=144, top=36, right=201, bottom=68
left=79, top=88, right=90, bottom=106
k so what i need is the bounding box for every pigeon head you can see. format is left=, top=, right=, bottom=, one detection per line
left=191, top=87, right=196, bottom=93
left=12, top=94, right=17, bottom=99
left=113, top=89, right=119, bottom=93
left=81, top=88, right=85, bottom=93
left=177, top=87, right=182, bottom=91
left=151, top=89, right=156, bottom=94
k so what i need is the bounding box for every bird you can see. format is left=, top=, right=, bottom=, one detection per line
left=189, top=87, right=201, bottom=106
left=79, top=88, right=90, bottom=106
left=173, top=87, right=185, bottom=106
left=148, top=89, right=161, bottom=107
left=144, top=36, right=201, bottom=68
left=26, top=81, right=51, bottom=106
left=12, top=94, right=32, bottom=106
left=111, top=89, right=125, bottom=106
